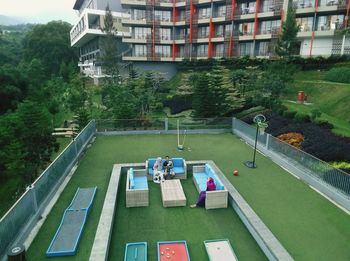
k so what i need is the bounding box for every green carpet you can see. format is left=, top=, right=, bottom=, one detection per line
left=26, top=134, right=350, bottom=260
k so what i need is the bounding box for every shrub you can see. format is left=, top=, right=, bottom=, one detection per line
left=324, top=67, right=350, bottom=83
left=265, top=112, right=350, bottom=162
left=277, top=132, right=304, bottom=148
left=163, top=95, right=192, bottom=114
left=283, top=110, right=297, bottom=119
left=314, top=119, right=334, bottom=130
left=294, top=112, right=311, bottom=123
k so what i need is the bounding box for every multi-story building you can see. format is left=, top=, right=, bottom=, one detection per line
left=120, top=0, right=287, bottom=62
left=71, top=0, right=350, bottom=80
left=294, top=0, right=350, bottom=56
left=120, top=0, right=350, bottom=61
left=70, top=0, right=131, bottom=84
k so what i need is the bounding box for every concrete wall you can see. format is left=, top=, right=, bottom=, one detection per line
left=300, top=37, right=333, bottom=56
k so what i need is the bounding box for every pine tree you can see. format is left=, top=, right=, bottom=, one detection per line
left=192, top=73, right=212, bottom=117
left=275, top=7, right=300, bottom=57
left=100, top=4, right=119, bottom=78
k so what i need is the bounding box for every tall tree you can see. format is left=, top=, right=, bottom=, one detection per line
left=275, top=7, right=300, bottom=57
left=192, top=72, right=212, bottom=117
left=17, top=100, right=58, bottom=182
left=22, top=21, right=77, bottom=77
left=0, top=113, right=26, bottom=180
left=100, top=4, right=119, bottom=78
left=0, top=64, right=28, bottom=114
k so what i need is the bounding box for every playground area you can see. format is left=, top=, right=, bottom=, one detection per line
left=26, top=134, right=350, bottom=260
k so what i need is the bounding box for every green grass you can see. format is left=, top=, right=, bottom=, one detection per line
left=27, top=134, right=350, bottom=260
left=283, top=70, right=350, bottom=137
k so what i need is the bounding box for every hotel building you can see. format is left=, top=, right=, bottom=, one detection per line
left=70, top=0, right=350, bottom=79
left=70, top=0, right=131, bottom=83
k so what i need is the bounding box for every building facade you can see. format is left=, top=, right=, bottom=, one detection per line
left=71, top=0, right=350, bottom=76
left=120, top=0, right=350, bottom=61
left=70, top=0, right=131, bottom=84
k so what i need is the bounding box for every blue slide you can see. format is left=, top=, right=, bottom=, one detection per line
left=46, top=187, right=97, bottom=257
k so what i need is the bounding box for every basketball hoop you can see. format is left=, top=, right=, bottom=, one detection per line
left=258, top=122, right=268, bottom=135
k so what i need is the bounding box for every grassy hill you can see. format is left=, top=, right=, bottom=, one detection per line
left=282, top=70, right=350, bottom=137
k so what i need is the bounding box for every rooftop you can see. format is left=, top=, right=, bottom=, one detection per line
left=25, top=133, right=350, bottom=260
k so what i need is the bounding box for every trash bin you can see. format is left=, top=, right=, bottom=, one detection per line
left=297, top=91, right=305, bottom=102
left=7, top=245, right=26, bottom=261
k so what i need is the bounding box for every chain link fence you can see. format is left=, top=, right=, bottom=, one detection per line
left=0, top=120, right=96, bottom=259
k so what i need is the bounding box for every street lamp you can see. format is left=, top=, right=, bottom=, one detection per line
left=244, top=114, right=268, bottom=168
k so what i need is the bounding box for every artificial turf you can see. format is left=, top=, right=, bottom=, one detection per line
left=27, top=134, right=350, bottom=260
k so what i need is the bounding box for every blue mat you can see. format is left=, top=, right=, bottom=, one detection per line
left=46, top=187, right=97, bottom=257
left=124, top=242, right=147, bottom=261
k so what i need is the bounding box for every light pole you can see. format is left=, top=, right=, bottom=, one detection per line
left=244, top=114, right=268, bottom=168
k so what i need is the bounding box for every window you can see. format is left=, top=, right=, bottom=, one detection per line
left=134, top=45, right=147, bottom=56
left=256, top=41, right=269, bottom=56
left=215, top=25, right=224, bottom=37
left=155, top=10, right=171, bottom=21
left=160, top=28, right=171, bottom=40
left=198, top=7, right=211, bottom=19
left=198, top=26, right=210, bottom=38
left=197, top=44, right=208, bottom=56
left=215, top=44, right=224, bottom=57
left=239, top=22, right=254, bottom=35
left=155, top=45, right=171, bottom=57
left=296, top=17, right=313, bottom=32
left=216, top=5, right=226, bottom=17
left=134, top=27, right=151, bottom=39
left=238, top=42, right=253, bottom=56
left=133, top=9, right=146, bottom=20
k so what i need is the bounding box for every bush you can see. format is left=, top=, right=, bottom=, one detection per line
left=324, top=67, right=350, bottom=83
left=277, top=132, right=304, bottom=148
left=283, top=110, right=297, bottom=119
left=314, top=119, right=334, bottom=130
left=294, top=112, right=311, bottom=123
left=163, top=95, right=192, bottom=114
left=265, top=112, right=350, bottom=162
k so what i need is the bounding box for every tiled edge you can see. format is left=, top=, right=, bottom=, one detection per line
left=206, top=160, right=294, bottom=261
left=89, top=163, right=144, bottom=261
left=90, top=160, right=293, bottom=261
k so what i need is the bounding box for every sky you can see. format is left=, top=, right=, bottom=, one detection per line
left=1, top=0, right=79, bottom=24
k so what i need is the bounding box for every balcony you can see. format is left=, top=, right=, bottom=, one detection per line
left=70, top=9, right=130, bottom=47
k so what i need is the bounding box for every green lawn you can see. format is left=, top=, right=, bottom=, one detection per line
left=284, top=70, right=350, bottom=137
left=27, top=134, right=350, bottom=260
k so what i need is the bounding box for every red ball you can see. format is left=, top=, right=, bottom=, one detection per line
left=233, top=170, right=239, bottom=176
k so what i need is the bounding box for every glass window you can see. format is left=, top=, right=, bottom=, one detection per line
left=133, top=9, right=146, bottom=20
left=238, top=42, right=253, bottom=56
left=296, top=17, right=313, bottom=32
left=216, top=5, right=226, bottom=17
left=197, top=44, right=208, bottom=56
left=198, top=26, right=209, bottom=38
left=216, top=25, right=224, bottom=37
left=215, top=44, right=224, bottom=57
left=198, top=7, right=211, bottom=19
left=133, top=45, right=147, bottom=56
left=160, top=28, right=171, bottom=40
left=155, top=45, right=171, bottom=57
left=239, top=22, right=254, bottom=35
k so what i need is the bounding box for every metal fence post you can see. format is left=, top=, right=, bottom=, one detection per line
left=28, top=184, right=38, bottom=213
left=266, top=134, right=271, bottom=150
left=232, top=117, right=236, bottom=134
left=165, top=118, right=168, bottom=132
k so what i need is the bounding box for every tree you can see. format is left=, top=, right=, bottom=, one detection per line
left=17, top=100, right=58, bottom=182
left=0, top=64, right=28, bottom=114
left=100, top=4, right=119, bottom=78
left=22, top=21, right=78, bottom=77
left=192, top=72, right=212, bottom=117
left=208, top=65, right=227, bottom=116
left=0, top=113, right=26, bottom=180
left=275, top=7, right=300, bottom=57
